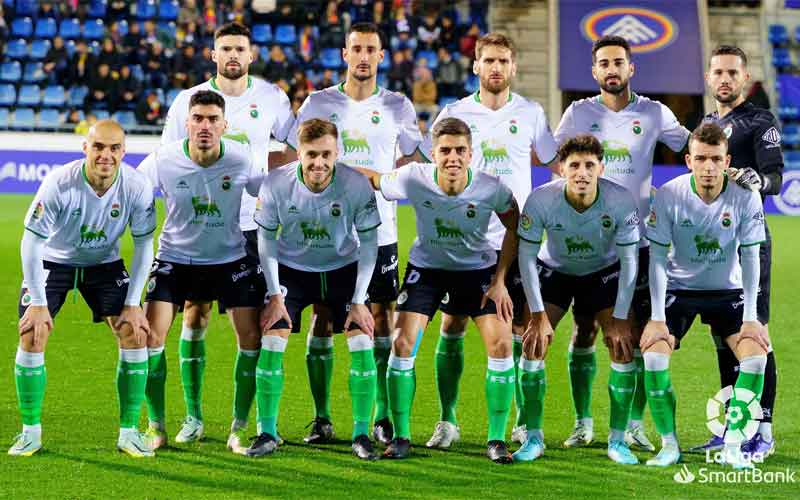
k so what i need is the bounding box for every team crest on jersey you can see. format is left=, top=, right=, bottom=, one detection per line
left=342, top=130, right=370, bottom=153
left=32, top=202, right=44, bottom=219
left=721, top=211, right=732, bottom=228
left=466, top=203, right=476, bottom=218
left=250, top=103, right=259, bottom=119
left=329, top=113, right=339, bottom=123
left=509, top=119, right=518, bottom=134
left=222, top=175, right=232, bottom=191
left=601, top=214, right=613, bottom=229
left=632, top=120, right=642, bottom=135
left=330, top=202, right=342, bottom=217
left=723, top=125, right=733, bottom=139
left=520, top=213, right=532, bottom=230
left=480, top=140, right=509, bottom=163
left=110, top=203, right=120, bottom=218
left=371, top=110, right=381, bottom=124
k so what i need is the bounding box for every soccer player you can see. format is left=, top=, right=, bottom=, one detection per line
left=422, top=32, right=559, bottom=448
left=694, top=45, right=782, bottom=456
left=285, top=22, right=423, bottom=445
left=248, top=118, right=381, bottom=460
left=553, top=35, right=690, bottom=450
left=139, top=91, right=264, bottom=454
left=358, top=117, right=520, bottom=463
left=642, top=123, right=768, bottom=467
left=516, top=134, right=640, bottom=464
left=159, top=22, right=295, bottom=451
left=9, top=120, right=156, bottom=457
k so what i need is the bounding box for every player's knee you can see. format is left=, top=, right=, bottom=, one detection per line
left=19, top=331, right=48, bottom=353
left=571, top=319, right=598, bottom=347
left=392, top=331, right=416, bottom=357
left=371, top=306, right=391, bottom=336
left=183, top=304, right=209, bottom=330
left=115, top=322, right=145, bottom=348
left=643, top=339, right=672, bottom=355
left=487, top=336, right=512, bottom=358
left=735, top=337, right=767, bottom=359
left=146, top=326, right=168, bottom=348
left=441, top=314, right=468, bottom=334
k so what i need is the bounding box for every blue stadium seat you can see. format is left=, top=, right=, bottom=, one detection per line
left=773, top=48, right=792, bottom=69
left=779, top=105, right=799, bottom=120
left=166, top=87, right=181, bottom=107
left=15, top=0, right=37, bottom=17
left=89, top=41, right=101, bottom=54
left=92, top=110, right=110, bottom=120
left=12, top=17, right=33, bottom=38
left=784, top=150, right=800, bottom=169
left=88, top=0, right=107, bottom=19
left=23, top=62, right=45, bottom=83
left=275, top=25, right=297, bottom=45
left=16, top=85, right=41, bottom=107
left=84, top=19, right=105, bottom=41
left=6, top=39, right=28, bottom=60
left=377, top=73, right=388, bottom=88
left=43, top=85, right=66, bottom=108
left=12, top=108, right=36, bottom=130
left=0, top=61, right=22, bottom=83
left=769, top=24, right=789, bottom=45
left=35, top=18, right=58, bottom=39
left=252, top=24, right=273, bottom=44
left=782, top=124, right=800, bottom=146
left=158, top=0, right=179, bottom=21
left=157, top=21, right=176, bottom=35
left=320, top=48, right=343, bottom=69
left=0, top=107, right=9, bottom=130
left=417, top=50, right=438, bottom=70
left=130, top=65, right=145, bottom=83
left=283, top=46, right=297, bottom=63
left=60, top=19, right=82, bottom=40
left=136, top=0, right=158, bottom=21
left=464, top=74, right=479, bottom=94
left=118, top=19, right=129, bottom=37
left=0, top=84, right=16, bottom=107
left=29, top=40, right=51, bottom=61
left=113, top=110, right=137, bottom=128
left=38, top=108, right=62, bottom=128
left=438, top=96, right=458, bottom=107
left=68, top=86, right=89, bottom=107
left=379, top=53, right=391, bottom=71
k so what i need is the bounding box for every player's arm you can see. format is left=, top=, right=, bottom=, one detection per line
left=18, top=230, right=52, bottom=346
left=746, top=114, right=784, bottom=195
left=268, top=146, right=297, bottom=169
left=737, top=192, right=769, bottom=349
left=160, top=93, right=186, bottom=144
left=268, top=88, right=299, bottom=169
left=254, top=179, right=291, bottom=331
left=395, top=97, right=428, bottom=167
left=353, top=167, right=382, bottom=190
left=346, top=188, right=382, bottom=335
left=612, top=200, right=641, bottom=320
left=642, top=191, right=673, bottom=351
left=483, top=197, right=519, bottom=323
left=530, top=102, right=561, bottom=176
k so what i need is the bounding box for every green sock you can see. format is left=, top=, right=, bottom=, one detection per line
left=145, top=347, right=166, bottom=425
left=729, top=355, right=767, bottom=437
left=568, top=345, right=596, bottom=420
left=629, top=349, right=647, bottom=423
left=348, top=335, right=377, bottom=439
left=608, top=361, right=637, bottom=440
left=519, top=357, right=546, bottom=432
left=117, top=348, right=148, bottom=429
left=256, top=336, right=287, bottom=437
left=179, top=326, right=206, bottom=420
left=387, top=354, right=416, bottom=439
left=486, top=357, right=515, bottom=442
left=373, top=336, right=392, bottom=422
left=306, top=336, right=334, bottom=420
left=434, top=331, right=464, bottom=424
left=513, top=335, right=526, bottom=427
left=233, top=348, right=259, bottom=423
left=15, top=348, right=46, bottom=427
left=643, top=352, right=676, bottom=437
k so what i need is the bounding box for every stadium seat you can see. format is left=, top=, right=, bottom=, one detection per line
left=252, top=24, right=273, bottom=44
left=464, top=74, right=479, bottom=94
left=59, top=19, right=82, bottom=40
left=136, top=0, right=158, bottom=21
left=16, top=85, right=41, bottom=107
left=779, top=105, right=799, bottom=120
left=784, top=150, right=800, bottom=169
left=34, top=18, right=58, bottom=39
left=6, top=39, right=28, bottom=60
left=283, top=46, right=297, bottom=63
left=773, top=48, right=792, bottom=70
left=38, top=108, right=63, bottom=128
left=438, top=96, right=459, bottom=107
left=88, top=0, right=107, bottom=19
left=0, top=61, right=22, bottom=83
left=159, top=0, right=179, bottom=21
left=43, top=85, right=66, bottom=108
left=11, top=17, right=33, bottom=38
left=275, top=25, right=297, bottom=45
left=379, top=53, right=391, bottom=71
left=0, top=84, right=16, bottom=107
left=84, top=19, right=105, bottom=41
left=377, top=73, right=388, bottom=88
left=417, top=50, right=438, bottom=70
left=12, top=108, right=36, bottom=130
left=166, top=87, right=181, bottom=107
left=118, top=19, right=129, bottom=37
left=769, top=24, right=789, bottom=45
left=22, top=62, right=45, bottom=83
left=89, top=41, right=101, bottom=54
left=783, top=124, right=800, bottom=146
left=29, top=40, right=51, bottom=61
left=320, top=48, right=343, bottom=69
left=113, top=110, right=137, bottom=128
left=0, top=107, right=9, bottom=130
left=157, top=21, right=176, bottom=35
left=15, top=0, right=37, bottom=17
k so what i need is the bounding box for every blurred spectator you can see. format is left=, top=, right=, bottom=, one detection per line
left=43, top=36, right=69, bottom=84
left=417, top=112, right=430, bottom=135
left=227, top=0, right=252, bottom=26
left=143, top=20, right=159, bottom=46
left=351, top=0, right=371, bottom=22
left=459, top=23, right=481, bottom=61
left=412, top=66, right=438, bottom=116
left=372, top=1, right=391, bottom=34
left=417, top=13, right=441, bottom=50
left=97, top=38, right=122, bottom=72
left=39, top=2, right=60, bottom=20
left=263, top=45, right=295, bottom=83
left=145, top=42, right=169, bottom=89
left=250, top=44, right=267, bottom=77
left=391, top=6, right=416, bottom=51
left=67, top=41, right=96, bottom=88
left=197, top=47, right=216, bottom=82
left=66, top=109, right=82, bottom=127
left=179, top=21, right=201, bottom=47
left=172, top=45, right=200, bottom=89
left=319, top=69, right=336, bottom=89
left=123, top=20, right=143, bottom=56
left=388, top=49, right=413, bottom=95
left=135, top=91, right=165, bottom=126
left=747, top=81, right=771, bottom=109
left=291, top=86, right=310, bottom=114
left=299, top=25, right=316, bottom=65
left=179, top=0, right=201, bottom=26
left=319, top=1, right=346, bottom=49
left=203, top=0, right=218, bottom=29
left=114, top=65, right=141, bottom=112
left=108, top=1, right=129, bottom=20
left=0, top=7, right=6, bottom=46
left=85, top=63, right=115, bottom=111
left=439, top=15, right=459, bottom=51
left=436, top=47, right=463, bottom=98
left=108, top=21, right=125, bottom=46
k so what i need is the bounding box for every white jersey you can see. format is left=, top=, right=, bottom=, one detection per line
left=287, top=83, right=422, bottom=246
left=646, top=174, right=766, bottom=291
left=380, top=162, right=515, bottom=271
left=429, top=92, right=559, bottom=250
left=518, top=177, right=640, bottom=276
left=555, top=93, right=690, bottom=245
left=162, top=76, right=295, bottom=231
left=138, top=138, right=262, bottom=265
left=254, top=161, right=381, bottom=272
left=24, top=160, right=156, bottom=266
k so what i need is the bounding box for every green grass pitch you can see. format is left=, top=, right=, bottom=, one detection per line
left=0, top=194, right=798, bottom=499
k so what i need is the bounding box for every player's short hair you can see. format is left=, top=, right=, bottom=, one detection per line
left=591, top=35, right=631, bottom=63
left=189, top=90, right=226, bottom=113
left=710, top=45, right=748, bottom=67
left=558, top=134, right=604, bottom=163
left=475, top=32, right=517, bottom=60
left=431, top=117, right=472, bottom=147
left=214, top=21, right=251, bottom=41
left=688, top=122, right=728, bottom=151
left=347, top=22, right=383, bottom=45
left=297, top=118, right=338, bottom=144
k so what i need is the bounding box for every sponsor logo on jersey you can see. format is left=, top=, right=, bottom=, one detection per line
left=761, top=126, right=781, bottom=148
left=601, top=214, right=613, bottom=229
left=300, top=221, right=331, bottom=240
left=287, top=204, right=299, bottom=214
left=422, top=200, right=434, bottom=209
left=191, top=196, right=222, bottom=217
left=342, top=130, right=370, bottom=153
left=581, top=7, right=677, bottom=54
left=329, top=112, right=339, bottom=123
left=624, top=210, right=640, bottom=226
left=79, top=224, right=108, bottom=246
left=32, top=201, right=44, bottom=219
left=590, top=123, right=600, bottom=132
left=434, top=218, right=464, bottom=238
left=176, top=180, right=189, bottom=189
left=632, top=119, right=642, bottom=135
left=330, top=202, right=341, bottom=217
left=520, top=213, right=532, bottom=230
left=71, top=208, right=82, bottom=217
left=565, top=235, right=594, bottom=254
left=694, top=234, right=722, bottom=256
left=480, top=140, right=509, bottom=163
left=110, top=203, right=120, bottom=218
left=601, top=140, right=632, bottom=163
left=371, top=110, right=381, bottom=124
left=680, top=218, right=693, bottom=227
left=509, top=119, right=518, bottom=134
left=721, top=212, right=732, bottom=228
left=222, top=175, right=232, bottom=191
left=466, top=203, right=476, bottom=218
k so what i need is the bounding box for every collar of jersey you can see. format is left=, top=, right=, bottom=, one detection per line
left=473, top=91, right=513, bottom=105
left=183, top=138, right=225, bottom=165
left=563, top=181, right=600, bottom=213
left=81, top=161, right=119, bottom=194
left=296, top=162, right=336, bottom=191
left=690, top=173, right=728, bottom=199
left=209, top=76, right=253, bottom=91
left=595, top=91, right=637, bottom=111
left=433, top=166, right=473, bottom=194
left=338, top=81, right=380, bottom=97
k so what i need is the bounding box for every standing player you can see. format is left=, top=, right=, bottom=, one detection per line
left=553, top=35, right=690, bottom=450
left=358, top=118, right=520, bottom=463
left=139, top=91, right=264, bottom=454
left=695, top=45, right=782, bottom=457
left=9, top=120, right=156, bottom=457
left=285, top=22, right=423, bottom=445
left=248, top=119, right=381, bottom=460
left=160, top=22, right=295, bottom=449
left=422, top=32, right=559, bottom=448
left=515, top=135, right=641, bottom=464
left=642, top=123, right=768, bottom=467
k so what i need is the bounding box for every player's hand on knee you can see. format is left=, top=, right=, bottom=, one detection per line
left=482, top=280, right=513, bottom=324
left=345, top=303, right=374, bottom=338
left=115, top=305, right=150, bottom=345
left=19, top=305, right=53, bottom=348
left=736, top=320, right=769, bottom=352
left=639, top=320, right=673, bottom=351
left=260, top=294, right=291, bottom=333
left=523, top=311, right=553, bottom=359
left=605, top=318, right=633, bottom=361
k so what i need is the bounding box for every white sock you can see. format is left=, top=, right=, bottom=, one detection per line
left=23, top=424, right=41, bottom=437
left=661, top=432, right=678, bottom=448
left=609, top=429, right=625, bottom=443
left=577, top=417, right=593, bottom=428
left=627, top=419, right=643, bottom=430
left=119, top=427, right=137, bottom=439
left=759, top=422, right=773, bottom=442
left=526, top=429, right=544, bottom=442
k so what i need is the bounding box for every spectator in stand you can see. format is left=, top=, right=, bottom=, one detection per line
left=388, top=49, right=413, bottom=95
left=135, top=90, right=165, bottom=126
left=438, top=15, right=459, bottom=51
left=291, top=89, right=308, bottom=114
left=203, top=0, right=218, bottom=28
left=108, top=0, right=129, bottom=20
left=123, top=20, right=144, bottom=59
left=143, top=20, right=159, bottom=46
left=66, top=109, right=82, bottom=127
left=417, top=13, right=441, bottom=51
left=107, top=21, right=124, bottom=46
left=250, top=44, right=267, bottom=78
left=145, top=42, right=169, bottom=89
left=412, top=66, right=438, bottom=116
left=85, top=63, right=115, bottom=111
left=371, top=0, right=391, bottom=34
left=298, top=25, right=316, bottom=65
left=38, top=2, right=61, bottom=20
left=227, top=0, right=252, bottom=26
left=263, top=45, right=295, bottom=84
left=417, top=111, right=430, bottom=135
left=318, top=69, right=336, bottom=89
left=290, top=69, right=313, bottom=94
left=196, top=46, right=216, bottom=82
left=114, top=65, right=141, bottom=112
left=173, top=45, right=201, bottom=89
left=179, top=0, right=201, bottom=26
left=0, top=7, right=7, bottom=46
left=43, top=36, right=69, bottom=85
left=67, top=41, right=96, bottom=88
left=97, top=38, right=122, bottom=72
left=179, top=20, right=201, bottom=48
left=319, top=1, right=346, bottom=48
left=391, top=5, right=417, bottom=51
left=459, top=23, right=481, bottom=62
left=435, top=47, right=463, bottom=98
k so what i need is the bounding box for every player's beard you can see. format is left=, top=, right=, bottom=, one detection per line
left=220, top=63, right=247, bottom=80
left=351, top=65, right=374, bottom=82
left=714, top=89, right=740, bottom=104
left=480, top=74, right=510, bottom=95
left=598, top=76, right=629, bottom=95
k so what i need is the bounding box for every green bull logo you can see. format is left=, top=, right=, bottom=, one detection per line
left=342, top=131, right=370, bottom=153
left=79, top=224, right=107, bottom=245
left=602, top=140, right=632, bottom=163
left=191, top=196, right=222, bottom=217
left=480, top=140, right=509, bottom=163
left=565, top=236, right=593, bottom=254
left=434, top=218, right=464, bottom=238
left=300, top=221, right=331, bottom=240
left=694, top=235, right=722, bottom=256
